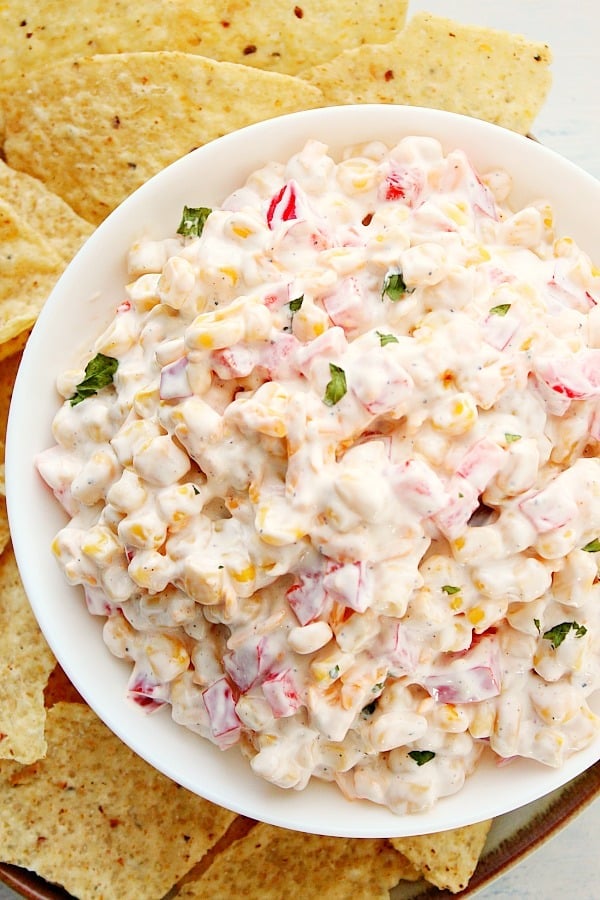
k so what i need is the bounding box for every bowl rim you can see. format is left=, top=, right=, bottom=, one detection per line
left=6, top=103, right=600, bottom=838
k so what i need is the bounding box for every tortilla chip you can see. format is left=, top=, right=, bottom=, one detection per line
left=0, top=351, right=21, bottom=551
left=177, top=821, right=420, bottom=899
left=0, top=162, right=92, bottom=346
left=0, top=462, right=7, bottom=553
left=303, top=12, right=552, bottom=134
left=1, top=51, right=324, bottom=225
left=0, top=351, right=21, bottom=444
left=0, top=494, right=7, bottom=555
left=390, top=820, right=493, bottom=894
left=0, top=329, right=29, bottom=363
left=0, top=354, right=21, bottom=554
left=0, top=0, right=407, bottom=81
left=0, top=546, right=55, bottom=763
left=43, top=662, right=86, bottom=708
left=0, top=160, right=94, bottom=266
left=0, top=702, right=237, bottom=899
left=0, top=199, right=69, bottom=343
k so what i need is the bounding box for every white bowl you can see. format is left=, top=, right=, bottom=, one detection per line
left=7, top=105, right=600, bottom=837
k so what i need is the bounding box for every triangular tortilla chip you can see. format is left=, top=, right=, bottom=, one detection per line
left=178, top=820, right=421, bottom=899
left=0, top=702, right=237, bottom=899
left=0, top=0, right=407, bottom=80
left=0, top=546, right=55, bottom=763
left=0, top=199, right=68, bottom=343
left=0, top=352, right=23, bottom=553
left=1, top=51, right=324, bottom=224
left=391, top=819, right=493, bottom=893
left=0, top=159, right=93, bottom=264
left=303, top=12, right=552, bottom=134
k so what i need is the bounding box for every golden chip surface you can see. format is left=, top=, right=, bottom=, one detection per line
left=303, top=12, right=552, bottom=134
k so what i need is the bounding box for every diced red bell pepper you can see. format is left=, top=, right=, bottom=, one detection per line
left=262, top=669, right=302, bottom=718
left=202, top=677, right=242, bottom=747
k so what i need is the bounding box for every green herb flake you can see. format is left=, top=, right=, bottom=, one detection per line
left=376, top=330, right=399, bottom=346
left=534, top=618, right=541, bottom=634
left=582, top=538, right=600, bottom=552
left=289, top=295, right=304, bottom=313
left=408, top=750, right=436, bottom=766
left=323, top=363, right=347, bottom=406
left=542, top=621, right=587, bottom=649
left=489, top=303, right=511, bottom=317
left=329, top=664, right=340, bottom=679
left=505, top=432, right=522, bottom=443
left=177, top=205, right=212, bottom=238
left=69, top=353, right=118, bottom=407
left=382, top=271, right=413, bottom=301
left=372, top=682, right=385, bottom=693
left=441, top=584, right=460, bottom=595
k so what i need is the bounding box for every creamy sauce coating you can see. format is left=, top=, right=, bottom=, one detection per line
left=38, top=137, right=600, bottom=814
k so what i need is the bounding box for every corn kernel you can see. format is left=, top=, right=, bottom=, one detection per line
left=81, top=526, right=122, bottom=566
left=134, top=386, right=159, bottom=419
left=310, top=649, right=353, bottom=683
left=468, top=607, right=485, bottom=625
left=466, top=245, right=491, bottom=266
left=196, top=332, right=214, bottom=349
left=219, top=266, right=238, bottom=284
left=231, top=564, right=256, bottom=583
left=554, top=236, right=574, bottom=257
left=445, top=202, right=468, bottom=226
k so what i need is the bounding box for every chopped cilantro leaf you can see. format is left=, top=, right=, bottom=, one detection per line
left=382, top=271, right=413, bottom=301
left=441, top=585, right=460, bottom=595
left=505, top=432, right=521, bottom=443
left=177, top=205, right=212, bottom=237
left=408, top=750, right=436, bottom=766
left=323, top=363, right=347, bottom=406
left=377, top=330, right=399, bottom=346
left=372, top=682, right=385, bottom=692
left=329, top=665, right=340, bottom=679
left=69, top=353, right=118, bottom=406
left=289, top=295, right=304, bottom=313
left=542, top=621, right=587, bottom=649
left=534, top=618, right=541, bottom=634
left=582, top=538, right=600, bottom=552
left=489, top=303, right=511, bottom=316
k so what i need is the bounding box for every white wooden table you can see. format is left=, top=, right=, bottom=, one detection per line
left=1, top=2, right=599, bottom=898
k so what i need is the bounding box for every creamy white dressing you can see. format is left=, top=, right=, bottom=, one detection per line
left=37, top=137, right=600, bottom=815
